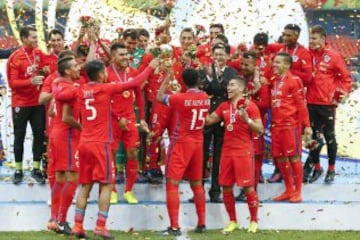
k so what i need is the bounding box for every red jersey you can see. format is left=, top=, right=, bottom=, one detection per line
left=307, top=45, right=352, bottom=106
left=77, top=82, right=129, bottom=143
left=163, top=89, right=210, bottom=142
left=42, top=71, right=60, bottom=93
left=51, top=79, right=80, bottom=141
left=42, top=52, right=58, bottom=74
left=137, top=53, right=153, bottom=73
left=6, top=47, right=45, bottom=107
left=70, top=38, right=111, bottom=59
left=215, top=99, right=261, bottom=154
left=145, top=70, right=169, bottom=102
left=278, top=44, right=313, bottom=86
left=270, top=72, right=310, bottom=128
left=107, top=65, right=154, bottom=119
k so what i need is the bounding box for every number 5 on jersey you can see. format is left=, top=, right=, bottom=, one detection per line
left=190, top=109, right=208, bottom=130
left=85, top=98, right=97, bottom=120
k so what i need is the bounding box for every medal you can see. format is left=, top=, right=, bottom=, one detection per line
left=226, top=124, right=233, bottom=132
left=122, top=90, right=130, bottom=98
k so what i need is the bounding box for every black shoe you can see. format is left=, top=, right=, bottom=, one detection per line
left=194, top=225, right=206, bottom=233
left=324, top=170, right=335, bottom=184
left=209, top=195, right=223, bottom=203
left=31, top=168, right=46, bottom=184
left=303, top=159, right=314, bottom=183
left=235, top=190, right=246, bottom=202
left=188, top=196, right=194, bottom=203
left=146, top=169, right=163, bottom=184
left=267, top=171, right=282, bottom=183
left=13, top=170, right=23, bottom=184
left=42, top=159, right=48, bottom=179
left=56, top=222, right=72, bottom=235
left=309, top=168, right=323, bottom=183
left=259, top=172, right=265, bottom=183
left=160, top=227, right=181, bottom=236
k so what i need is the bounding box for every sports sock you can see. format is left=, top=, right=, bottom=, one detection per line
left=254, top=155, right=263, bottom=190
left=166, top=182, right=180, bottom=229
left=245, top=190, right=259, bottom=222
left=15, top=162, right=22, bottom=171
left=328, top=164, right=335, bottom=172
left=74, top=208, right=85, bottom=225
left=290, top=160, right=303, bottom=193
left=96, top=210, right=108, bottom=228
left=125, top=160, right=138, bottom=192
left=33, top=161, right=40, bottom=169
left=51, top=181, right=64, bottom=221
left=277, top=161, right=294, bottom=193
left=191, top=184, right=206, bottom=226
left=314, top=163, right=321, bottom=171
left=223, top=190, right=237, bottom=222
left=57, top=181, right=77, bottom=223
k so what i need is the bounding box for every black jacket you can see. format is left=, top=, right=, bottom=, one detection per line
left=199, top=64, right=238, bottom=112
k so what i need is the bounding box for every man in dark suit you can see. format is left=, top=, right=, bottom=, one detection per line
left=199, top=43, right=238, bottom=202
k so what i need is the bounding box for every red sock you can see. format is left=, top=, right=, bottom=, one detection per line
left=149, top=141, right=160, bottom=170
left=166, top=182, right=180, bottom=229
left=125, top=160, right=138, bottom=192
left=112, top=184, right=117, bottom=193
left=51, top=181, right=64, bottom=221
left=290, top=160, right=303, bottom=193
left=314, top=163, right=321, bottom=171
left=223, top=190, right=237, bottom=222
left=96, top=211, right=108, bottom=228
left=74, top=208, right=85, bottom=225
left=254, top=155, right=263, bottom=190
left=277, top=161, right=294, bottom=193
left=245, top=190, right=259, bottom=222
left=191, top=185, right=206, bottom=226
left=57, top=181, right=77, bottom=223
left=48, top=172, right=55, bottom=189
left=328, top=164, right=335, bottom=172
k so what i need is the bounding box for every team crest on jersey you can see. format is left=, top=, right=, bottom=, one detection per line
left=323, top=55, right=331, bottom=63
left=35, top=55, right=40, bottom=62
left=133, top=58, right=140, bottom=65
left=122, top=90, right=130, bottom=98
left=292, top=55, right=299, bottom=62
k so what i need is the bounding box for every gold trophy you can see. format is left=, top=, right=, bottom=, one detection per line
left=158, top=44, right=181, bottom=93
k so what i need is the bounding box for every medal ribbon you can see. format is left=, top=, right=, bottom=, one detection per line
left=22, top=47, right=37, bottom=70
left=112, top=64, right=127, bottom=82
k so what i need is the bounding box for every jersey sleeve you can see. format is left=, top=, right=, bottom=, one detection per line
left=164, top=94, right=179, bottom=107
left=214, top=102, right=225, bottom=119
left=247, top=102, right=261, bottom=120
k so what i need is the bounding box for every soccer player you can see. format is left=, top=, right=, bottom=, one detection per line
left=267, top=24, right=313, bottom=182
left=205, top=77, right=264, bottom=234
left=6, top=26, right=46, bottom=184
left=305, top=25, right=352, bottom=183
left=270, top=52, right=312, bottom=203
left=107, top=43, right=153, bottom=204
left=43, top=29, right=66, bottom=73
left=236, top=51, right=270, bottom=202
left=197, top=23, right=225, bottom=65
left=48, top=56, right=82, bottom=234
left=70, top=59, right=157, bottom=239
left=157, top=68, right=210, bottom=236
